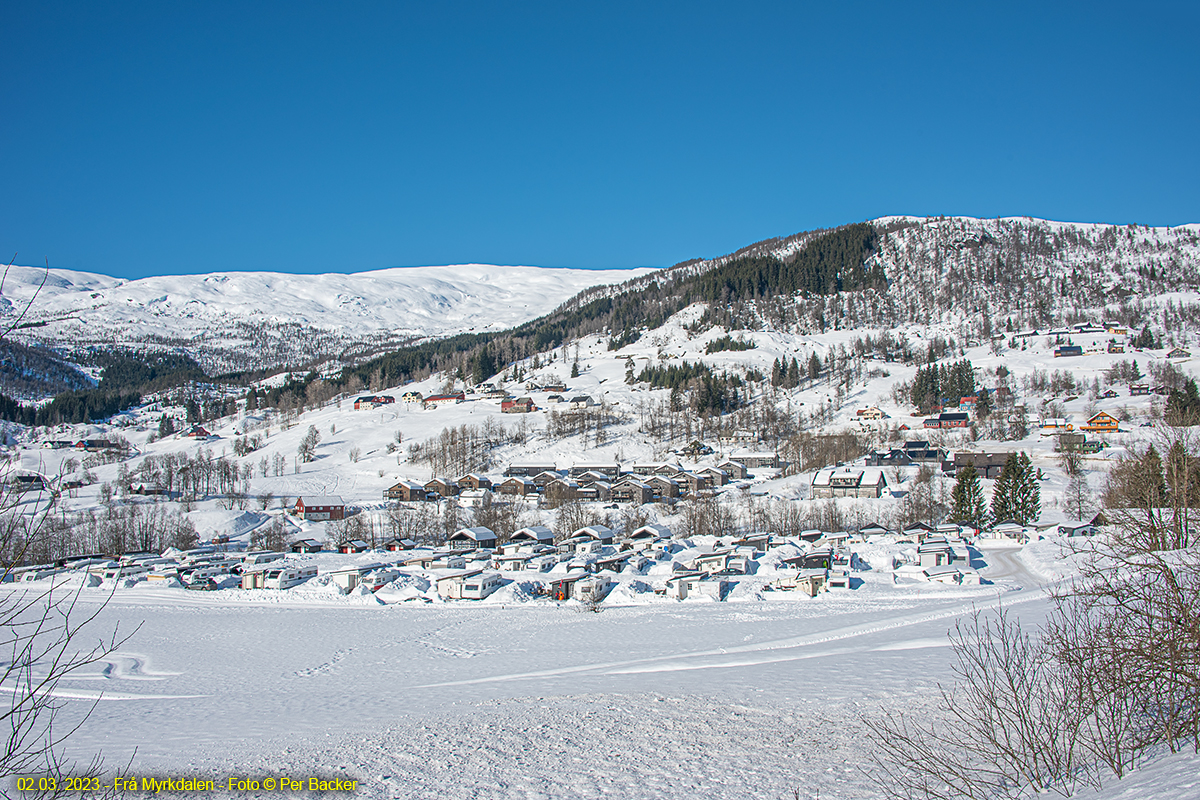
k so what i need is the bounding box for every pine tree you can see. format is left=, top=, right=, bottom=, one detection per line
left=771, top=359, right=783, bottom=387
left=807, top=352, right=821, bottom=380
left=1012, top=452, right=1041, bottom=525
left=786, top=358, right=800, bottom=389
left=990, top=452, right=1021, bottom=523
left=950, top=463, right=987, bottom=527
left=975, top=387, right=992, bottom=420
left=570, top=359, right=580, bottom=379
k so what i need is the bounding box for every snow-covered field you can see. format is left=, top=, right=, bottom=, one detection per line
left=33, top=548, right=1051, bottom=799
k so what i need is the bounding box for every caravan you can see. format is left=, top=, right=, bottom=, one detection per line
left=460, top=572, right=504, bottom=600
left=263, top=565, right=318, bottom=589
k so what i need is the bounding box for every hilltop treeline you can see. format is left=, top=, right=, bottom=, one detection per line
left=335, top=223, right=882, bottom=391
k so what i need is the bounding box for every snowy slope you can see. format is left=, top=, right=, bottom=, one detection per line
left=0, top=264, right=656, bottom=373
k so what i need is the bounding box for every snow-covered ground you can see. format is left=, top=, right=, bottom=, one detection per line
left=34, top=547, right=1049, bottom=799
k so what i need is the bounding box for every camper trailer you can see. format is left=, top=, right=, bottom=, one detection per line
left=243, top=551, right=286, bottom=566
left=263, top=565, right=318, bottom=589
left=460, top=572, right=504, bottom=600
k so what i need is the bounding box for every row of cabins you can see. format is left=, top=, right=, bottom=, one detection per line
left=399, top=391, right=597, bottom=412
left=384, top=456, right=779, bottom=505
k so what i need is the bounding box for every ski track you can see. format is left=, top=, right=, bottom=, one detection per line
left=410, top=586, right=1045, bottom=689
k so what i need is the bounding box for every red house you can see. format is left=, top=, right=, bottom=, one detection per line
left=294, top=495, right=346, bottom=521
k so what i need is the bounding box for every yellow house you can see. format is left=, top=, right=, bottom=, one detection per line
left=1080, top=412, right=1119, bottom=433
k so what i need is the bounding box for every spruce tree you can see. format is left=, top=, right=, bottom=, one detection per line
left=1012, top=452, right=1041, bottom=525
left=808, top=352, right=821, bottom=380
left=990, top=453, right=1021, bottom=523
left=786, top=357, right=800, bottom=389
left=950, top=463, right=987, bottom=528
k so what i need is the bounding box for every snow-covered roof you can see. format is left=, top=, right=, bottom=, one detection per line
left=450, top=527, right=497, bottom=542
left=297, top=496, right=344, bottom=507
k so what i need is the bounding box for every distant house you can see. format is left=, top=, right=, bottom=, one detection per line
left=1167, top=348, right=1192, bottom=359
left=501, top=397, right=537, bottom=413
left=628, top=524, right=671, bottom=549
left=698, top=467, right=729, bottom=487
left=497, top=477, right=536, bottom=497
left=11, top=474, right=47, bottom=493
left=423, top=393, right=465, bottom=409
left=866, top=448, right=913, bottom=468
left=424, top=477, right=459, bottom=498
left=383, top=537, right=416, bottom=551
left=354, top=395, right=395, bottom=410
left=568, top=463, right=621, bottom=479
left=645, top=475, right=680, bottom=499
left=384, top=480, right=427, bottom=502
left=505, top=463, right=557, bottom=478
left=544, top=394, right=564, bottom=404
left=567, top=395, right=595, bottom=410
left=1080, top=412, right=1119, bottom=434
left=1107, top=341, right=1125, bottom=354
left=337, top=539, right=370, bottom=554
left=953, top=451, right=1014, bottom=479
left=183, top=425, right=211, bottom=439
left=544, top=478, right=581, bottom=503
left=925, top=412, right=969, bottom=429
left=858, top=523, right=890, bottom=537
left=447, top=526, right=498, bottom=551
left=291, top=538, right=324, bottom=553
left=856, top=406, right=886, bottom=420
left=811, top=468, right=887, bottom=499
left=717, top=460, right=748, bottom=480
left=401, top=391, right=423, bottom=403
left=572, top=525, right=615, bottom=545
left=294, top=496, right=345, bottom=521
left=611, top=478, right=653, bottom=505
left=676, top=471, right=711, bottom=495
left=1040, top=418, right=1072, bottom=435
left=730, top=451, right=779, bottom=469
left=509, top=526, right=555, bottom=547
left=530, top=470, right=565, bottom=491
left=902, top=441, right=947, bottom=463
left=1054, top=345, right=1083, bottom=357
left=457, top=474, right=493, bottom=491
left=1130, top=384, right=1150, bottom=396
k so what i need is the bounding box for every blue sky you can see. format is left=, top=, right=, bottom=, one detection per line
left=3, top=1, right=1197, bottom=279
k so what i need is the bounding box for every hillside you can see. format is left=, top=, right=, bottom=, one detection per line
left=340, top=216, right=1200, bottom=392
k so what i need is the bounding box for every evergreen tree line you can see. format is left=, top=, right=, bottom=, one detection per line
left=769, top=353, right=823, bottom=389
left=704, top=335, right=756, bottom=354
left=334, top=224, right=883, bottom=393
left=950, top=452, right=1041, bottom=527
left=910, top=359, right=977, bottom=412
left=0, top=350, right=207, bottom=426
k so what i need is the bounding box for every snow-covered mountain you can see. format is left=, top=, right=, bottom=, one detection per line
left=0, top=264, right=657, bottom=374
